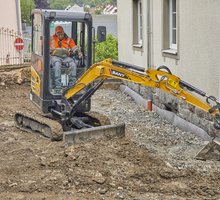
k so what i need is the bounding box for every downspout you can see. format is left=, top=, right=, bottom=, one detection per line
left=147, top=0, right=151, bottom=69
left=147, top=0, right=153, bottom=108
left=15, top=0, right=21, bottom=35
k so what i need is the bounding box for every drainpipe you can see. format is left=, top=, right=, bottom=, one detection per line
left=147, top=0, right=153, bottom=110
left=147, top=0, right=152, bottom=69
left=15, top=0, right=21, bottom=35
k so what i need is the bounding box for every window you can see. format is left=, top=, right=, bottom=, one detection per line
left=32, top=14, right=43, bottom=56
left=162, top=0, right=178, bottom=56
left=133, top=0, right=143, bottom=47
left=169, top=0, right=177, bottom=50
left=138, top=0, right=143, bottom=45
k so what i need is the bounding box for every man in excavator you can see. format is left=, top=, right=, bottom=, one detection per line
left=50, top=25, right=82, bottom=88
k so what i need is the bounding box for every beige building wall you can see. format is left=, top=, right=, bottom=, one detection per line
left=118, top=0, right=148, bottom=68
left=0, top=0, right=22, bottom=65
left=0, top=0, right=21, bottom=32
left=118, top=0, right=220, bottom=98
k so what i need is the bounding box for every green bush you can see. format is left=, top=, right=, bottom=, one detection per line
left=95, top=34, right=118, bottom=62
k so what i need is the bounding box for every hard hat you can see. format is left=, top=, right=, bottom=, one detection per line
left=55, top=25, right=64, bottom=34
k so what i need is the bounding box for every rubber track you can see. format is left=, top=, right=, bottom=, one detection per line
left=15, top=110, right=63, bottom=141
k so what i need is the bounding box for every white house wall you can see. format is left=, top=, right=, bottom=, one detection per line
left=118, top=0, right=220, bottom=98
left=0, top=0, right=23, bottom=65
left=0, top=0, right=21, bottom=31
left=118, top=0, right=148, bottom=68
left=93, top=14, right=118, bottom=37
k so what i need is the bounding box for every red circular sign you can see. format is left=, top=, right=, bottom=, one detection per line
left=14, top=37, right=24, bottom=51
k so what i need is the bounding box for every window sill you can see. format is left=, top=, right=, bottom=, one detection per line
left=162, top=49, right=177, bottom=55
left=162, top=49, right=179, bottom=60
left=133, top=44, right=142, bottom=48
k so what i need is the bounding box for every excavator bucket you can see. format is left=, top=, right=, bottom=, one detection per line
left=195, top=138, right=220, bottom=161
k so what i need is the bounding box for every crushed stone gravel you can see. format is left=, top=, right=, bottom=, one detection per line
left=92, top=88, right=220, bottom=172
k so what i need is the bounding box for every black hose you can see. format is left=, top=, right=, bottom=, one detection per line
left=112, top=60, right=145, bottom=72
left=179, top=80, right=206, bottom=97
left=157, top=65, right=172, bottom=74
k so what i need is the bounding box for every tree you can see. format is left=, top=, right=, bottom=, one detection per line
left=94, top=7, right=102, bottom=15
left=49, top=0, right=117, bottom=11
left=35, top=0, right=49, bottom=9
left=50, top=0, right=72, bottom=10
left=20, top=0, right=35, bottom=24
left=95, top=34, right=118, bottom=62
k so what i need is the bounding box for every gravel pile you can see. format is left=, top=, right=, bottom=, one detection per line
left=91, top=88, right=220, bottom=173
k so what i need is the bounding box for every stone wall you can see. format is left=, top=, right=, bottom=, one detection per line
left=124, top=81, right=218, bottom=137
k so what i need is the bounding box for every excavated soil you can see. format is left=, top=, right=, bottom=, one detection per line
left=0, top=69, right=220, bottom=200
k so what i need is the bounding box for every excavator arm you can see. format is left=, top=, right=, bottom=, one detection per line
left=63, top=59, right=220, bottom=127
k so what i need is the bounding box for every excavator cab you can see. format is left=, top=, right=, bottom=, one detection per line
left=49, top=21, right=86, bottom=95
left=30, top=9, right=95, bottom=114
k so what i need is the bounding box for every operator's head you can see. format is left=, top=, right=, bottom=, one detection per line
left=55, top=25, right=64, bottom=40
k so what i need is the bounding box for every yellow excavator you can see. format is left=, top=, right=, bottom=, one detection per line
left=15, top=9, right=220, bottom=160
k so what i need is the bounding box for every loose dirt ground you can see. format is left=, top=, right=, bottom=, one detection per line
left=0, top=70, right=220, bottom=200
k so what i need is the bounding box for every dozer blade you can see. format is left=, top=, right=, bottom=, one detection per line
left=64, top=123, right=125, bottom=146
left=15, top=111, right=63, bottom=141
left=195, top=138, right=220, bottom=161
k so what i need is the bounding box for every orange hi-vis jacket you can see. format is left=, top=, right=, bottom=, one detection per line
left=50, top=34, right=76, bottom=50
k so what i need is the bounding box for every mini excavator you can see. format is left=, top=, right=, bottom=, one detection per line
left=15, top=9, right=220, bottom=160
